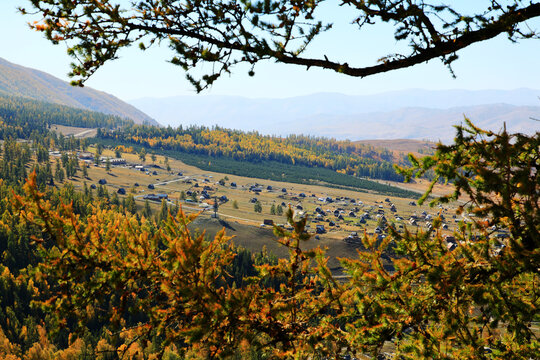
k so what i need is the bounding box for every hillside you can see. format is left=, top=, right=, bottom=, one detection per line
left=0, top=94, right=132, bottom=135
left=0, top=57, right=158, bottom=126
left=130, top=90, right=540, bottom=142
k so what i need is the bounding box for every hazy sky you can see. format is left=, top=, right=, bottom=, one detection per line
left=3, top=0, right=540, bottom=101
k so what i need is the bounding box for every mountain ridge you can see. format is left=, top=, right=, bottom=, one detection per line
left=0, top=57, right=158, bottom=126
left=130, top=91, right=540, bottom=142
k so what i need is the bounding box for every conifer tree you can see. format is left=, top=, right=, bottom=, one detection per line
left=158, top=199, right=169, bottom=223
left=105, top=158, right=111, bottom=173
left=254, top=201, right=262, bottom=213
left=142, top=199, right=152, bottom=219
left=54, top=159, right=64, bottom=183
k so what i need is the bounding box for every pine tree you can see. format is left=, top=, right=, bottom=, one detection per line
left=254, top=201, right=262, bottom=213
left=142, top=200, right=152, bottom=218
left=158, top=199, right=169, bottom=223
left=105, top=157, right=111, bottom=172
left=54, top=159, right=65, bottom=183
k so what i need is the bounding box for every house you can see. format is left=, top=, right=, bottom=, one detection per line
left=111, top=158, right=126, bottom=165
left=144, top=193, right=168, bottom=201
left=316, top=224, right=326, bottom=234
left=78, top=152, right=94, bottom=160
left=144, top=194, right=161, bottom=201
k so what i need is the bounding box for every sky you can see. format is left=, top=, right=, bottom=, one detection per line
left=2, top=0, right=540, bottom=102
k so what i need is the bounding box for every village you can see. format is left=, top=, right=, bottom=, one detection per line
left=56, top=145, right=510, bottom=262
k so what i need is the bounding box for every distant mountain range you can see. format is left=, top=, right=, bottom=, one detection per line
left=130, top=90, right=540, bottom=142
left=0, top=57, right=157, bottom=126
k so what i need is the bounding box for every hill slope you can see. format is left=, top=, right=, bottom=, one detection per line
left=0, top=57, right=158, bottom=126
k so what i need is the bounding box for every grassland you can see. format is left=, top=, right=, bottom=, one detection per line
left=64, top=145, right=465, bottom=272
left=93, top=138, right=420, bottom=199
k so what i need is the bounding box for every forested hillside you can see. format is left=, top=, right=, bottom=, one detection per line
left=0, top=94, right=132, bottom=138
left=99, top=124, right=407, bottom=181
left=0, top=57, right=158, bottom=126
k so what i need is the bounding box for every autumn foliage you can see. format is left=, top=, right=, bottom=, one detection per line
left=2, top=122, right=537, bottom=358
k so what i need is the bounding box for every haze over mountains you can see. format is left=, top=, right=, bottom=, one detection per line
left=1, top=55, right=538, bottom=142
left=0, top=57, right=157, bottom=126
left=131, top=90, right=540, bottom=142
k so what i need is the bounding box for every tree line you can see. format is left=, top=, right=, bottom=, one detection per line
left=98, top=124, right=407, bottom=182
left=0, top=94, right=131, bottom=136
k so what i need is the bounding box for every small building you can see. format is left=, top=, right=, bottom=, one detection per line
left=316, top=224, right=326, bottom=234
left=110, top=158, right=126, bottom=165
left=78, top=152, right=94, bottom=160
left=144, top=193, right=168, bottom=201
